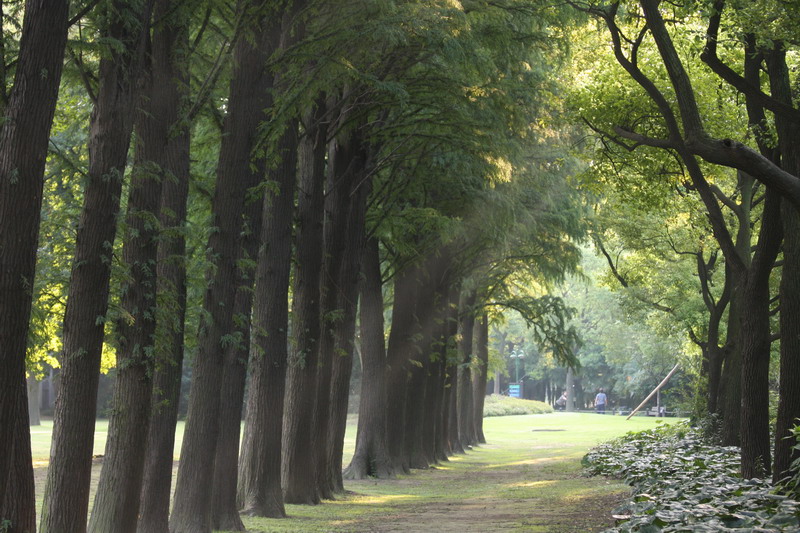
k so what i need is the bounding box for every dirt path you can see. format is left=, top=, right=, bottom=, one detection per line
left=339, top=434, right=631, bottom=532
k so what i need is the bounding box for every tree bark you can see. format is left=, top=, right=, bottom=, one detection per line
left=445, top=281, right=463, bottom=455
left=739, top=188, right=782, bottom=478
left=776, top=203, right=800, bottom=482
left=433, top=275, right=458, bottom=461
left=27, top=377, right=40, bottom=427
left=210, top=184, right=263, bottom=531
left=324, top=129, right=369, bottom=494
left=473, top=313, right=489, bottom=444
left=235, top=1, right=304, bottom=516
left=170, top=4, right=277, bottom=530
left=344, top=237, right=395, bottom=480
left=136, top=3, right=191, bottom=531
left=282, top=100, right=328, bottom=505
left=385, top=263, right=420, bottom=472
left=404, top=266, right=433, bottom=469
left=767, top=46, right=800, bottom=483
left=44, top=2, right=149, bottom=531
left=432, top=301, right=450, bottom=463
left=237, top=122, right=298, bottom=518
left=419, top=254, right=450, bottom=466
left=1, top=379, right=36, bottom=533
left=0, top=9, right=70, bottom=520
left=89, top=5, right=183, bottom=526
left=457, top=291, right=476, bottom=449
left=425, top=320, right=445, bottom=464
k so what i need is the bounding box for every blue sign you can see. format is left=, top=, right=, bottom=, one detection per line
left=509, top=383, right=521, bottom=398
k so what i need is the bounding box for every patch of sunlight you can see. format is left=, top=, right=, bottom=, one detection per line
left=485, top=455, right=569, bottom=468
left=335, top=494, right=418, bottom=506
left=508, top=480, right=557, bottom=489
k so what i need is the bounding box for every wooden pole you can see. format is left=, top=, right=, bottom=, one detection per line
left=626, top=363, right=680, bottom=420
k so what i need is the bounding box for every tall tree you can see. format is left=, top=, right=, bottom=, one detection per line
left=321, top=122, right=370, bottom=495
left=473, top=313, right=489, bottom=444
left=237, top=121, right=298, bottom=518
left=235, top=1, right=306, bottom=516
left=568, top=0, right=793, bottom=476
left=344, top=237, right=395, bottom=479
left=282, top=99, right=328, bottom=505
left=135, top=3, right=192, bottom=531
left=137, top=2, right=190, bottom=533
left=457, top=290, right=477, bottom=449
left=43, top=0, right=152, bottom=529
left=0, top=0, right=70, bottom=530
left=169, top=2, right=281, bottom=530
left=210, top=182, right=262, bottom=531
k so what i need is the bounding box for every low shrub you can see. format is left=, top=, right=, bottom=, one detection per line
left=777, top=424, right=800, bottom=499
left=584, top=421, right=800, bottom=532
left=482, top=394, right=553, bottom=417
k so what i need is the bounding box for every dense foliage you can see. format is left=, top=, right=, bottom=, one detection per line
left=584, top=423, right=800, bottom=532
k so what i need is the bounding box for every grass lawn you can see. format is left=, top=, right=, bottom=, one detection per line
left=29, top=412, right=678, bottom=532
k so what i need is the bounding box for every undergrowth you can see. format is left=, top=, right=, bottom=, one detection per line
left=583, top=421, right=800, bottom=532
left=482, top=394, right=553, bottom=417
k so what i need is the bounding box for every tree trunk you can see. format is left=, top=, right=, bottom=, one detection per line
left=404, top=268, right=433, bottom=470
left=324, top=132, right=369, bottom=494
left=457, top=291, right=476, bottom=449
left=493, top=330, right=507, bottom=397
left=27, top=377, right=40, bottom=427
left=282, top=100, right=328, bottom=505
left=210, top=185, right=263, bottom=531
left=344, top=237, right=395, bottom=480
left=739, top=188, right=782, bottom=479
left=434, top=276, right=458, bottom=461
left=44, top=2, right=149, bottom=531
left=566, top=368, right=575, bottom=412
left=444, top=281, right=463, bottom=456
left=768, top=46, right=800, bottom=483
left=89, top=30, right=168, bottom=531
left=0, top=4, right=69, bottom=524
left=237, top=122, right=298, bottom=518
left=135, top=4, right=191, bottom=531
left=432, top=302, right=451, bottom=463
left=385, top=263, right=420, bottom=472
left=427, top=300, right=448, bottom=464
left=418, top=255, right=450, bottom=466
left=776, top=204, right=800, bottom=482
left=473, top=313, right=489, bottom=444
left=169, top=5, right=277, bottom=530
left=89, top=5, right=184, bottom=523
left=313, top=131, right=348, bottom=498
left=2, top=378, right=36, bottom=533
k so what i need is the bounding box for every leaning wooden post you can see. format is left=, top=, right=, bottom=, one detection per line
left=626, top=363, right=680, bottom=420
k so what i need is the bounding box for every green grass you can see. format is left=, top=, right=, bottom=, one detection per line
left=29, top=412, right=679, bottom=532
left=238, top=413, right=679, bottom=532
left=30, top=419, right=186, bottom=463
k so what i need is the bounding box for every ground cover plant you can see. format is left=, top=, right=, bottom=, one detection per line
left=482, top=394, right=554, bottom=417
left=584, top=422, right=800, bottom=532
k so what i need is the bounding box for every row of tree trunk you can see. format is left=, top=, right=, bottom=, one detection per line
left=1, top=1, right=499, bottom=531
left=346, top=246, right=491, bottom=481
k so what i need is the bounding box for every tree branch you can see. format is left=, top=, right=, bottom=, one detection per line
left=700, top=0, right=800, bottom=123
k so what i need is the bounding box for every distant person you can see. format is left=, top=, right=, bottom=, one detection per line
left=556, top=391, right=567, bottom=410
left=595, top=388, right=607, bottom=414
